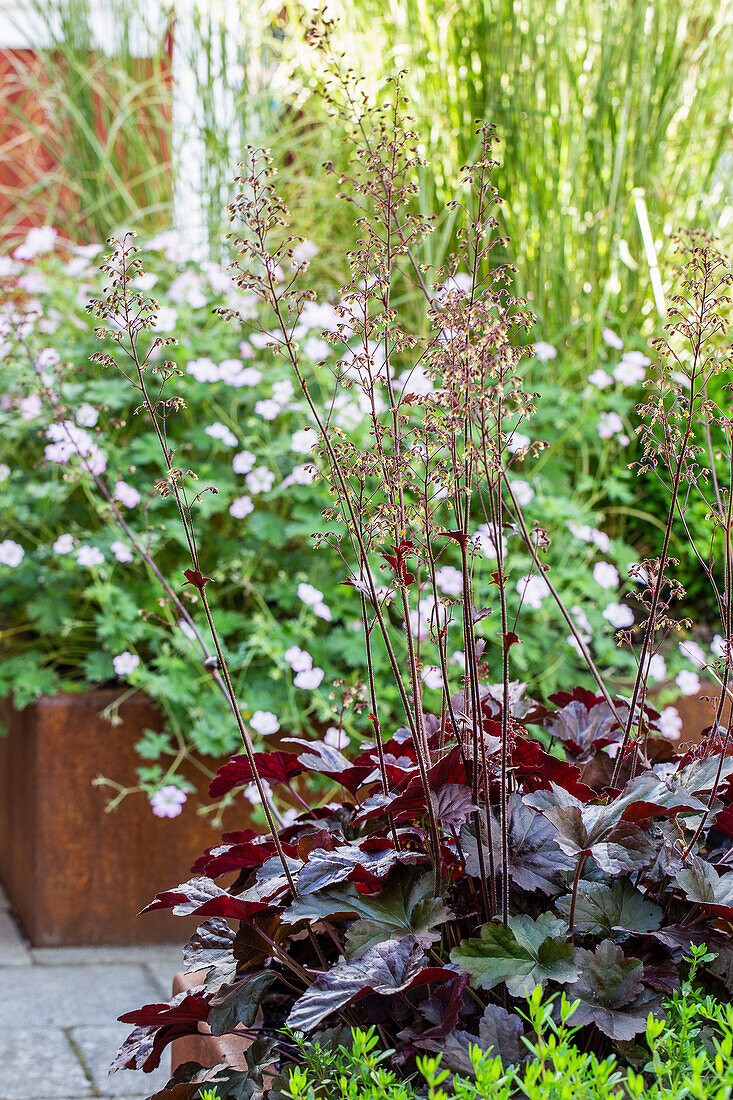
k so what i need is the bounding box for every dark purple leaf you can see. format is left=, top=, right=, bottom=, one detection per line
left=556, top=880, right=663, bottom=936
left=297, top=844, right=426, bottom=894
left=207, top=971, right=277, bottom=1036
left=209, top=752, right=305, bottom=799
left=566, top=940, right=662, bottom=1041
left=142, top=877, right=269, bottom=923
left=112, top=990, right=211, bottom=1073
left=287, top=935, right=457, bottom=1031
left=676, top=855, right=733, bottom=917
left=461, top=793, right=574, bottom=895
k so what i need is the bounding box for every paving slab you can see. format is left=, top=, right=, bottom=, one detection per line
left=0, top=1027, right=93, bottom=1099
left=32, top=945, right=183, bottom=968
left=0, top=910, right=31, bottom=967
left=0, top=964, right=161, bottom=1029
left=71, top=1024, right=171, bottom=1098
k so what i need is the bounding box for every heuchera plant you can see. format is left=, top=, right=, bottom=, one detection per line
left=98, top=28, right=733, bottom=1100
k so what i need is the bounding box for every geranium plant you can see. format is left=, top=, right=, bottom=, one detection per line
left=22, top=25, right=733, bottom=1098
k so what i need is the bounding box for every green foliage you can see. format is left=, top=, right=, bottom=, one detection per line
left=282, top=965, right=733, bottom=1100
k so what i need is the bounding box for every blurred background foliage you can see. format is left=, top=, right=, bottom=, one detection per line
left=1, top=0, right=732, bottom=765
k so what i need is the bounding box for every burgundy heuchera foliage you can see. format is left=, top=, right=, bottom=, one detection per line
left=111, top=683, right=733, bottom=1097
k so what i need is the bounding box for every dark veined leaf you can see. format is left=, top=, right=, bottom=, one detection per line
left=112, top=989, right=211, bottom=1073
left=297, top=844, right=426, bottom=894
left=212, top=1038, right=279, bottom=1100
left=545, top=695, right=619, bottom=758
left=285, top=869, right=451, bottom=959
left=142, top=877, right=269, bottom=923
left=286, top=935, right=457, bottom=1031
left=508, top=738, right=596, bottom=800
left=676, top=855, right=733, bottom=917
left=209, top=752, right=305, bottom=798
left=450, top=913, right=579, bottom=997
left=192, top=838, right=298, bottom=879
left=183, top=918, right=236, bottom=972
left=566, top=940, right=662, bottom=1040
left=526, top=783, right=656, bottom=874
left=415, top=1002, right=526, bottom=1075
left=461, top=793, right=573, bottom=895
left=397, top=973, right=469, bottom=1057
left=282, top=738, right=373, bottom=793
left=556, top=879, right=663, bottom=936
left=207, top=971, right=277, bottom=1036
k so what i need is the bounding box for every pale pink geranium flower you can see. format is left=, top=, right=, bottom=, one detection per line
left=205, top=422, right=238, bottom=447
left=597, top=412, right=624, bottom=439
left=675, top=669, right=701, bottom=696
left=19, top=394, right=42, bottom=420
left=114, top=481, right=141, bottom=508
left=53, top=534, right=74, bottom=555
left=0, top=540, right=24, bottom=567
left=284, top=646, right=313, bottom=673
left=712, top=634, right=728, bottom=659
left=588, top=369, right=613, bottom=389
left=506, top=431, right=531, bottom=455
left=613, top=359, right=646, bottom=386
left=593, top=561, right=619, bottom=589
left=13, top=225, right=56, bottom=260
left=291, top=428, right=316, bottom=454
left=436, top=566, right=463, bottom=597
left=510, top=478, right=535, bottom=506
left=250, top=711, right=280, bottom=737
left=113, top=651, right=140, bottom=677
left=647, top=653, right=667, bottom=682
left=76, top=403, right=99, bottom=428
left=187, top=358, right=219, bottom=383
left=232, top=450, right=256, bottom=475
left=313, top=601, right=332, bottom=622
left=659, top=707, right=682, bottom=740
left=229, top=496, right=254, bottom=519
left=421, top=666, right=444, bottom=691
left=516, top=574, right=550, bottom=610
left=679, top=640, right=706, bottom=669
left=294, top=667, right=325, bottom=689
left=602, top=602, right=634, bottom=628
left=246, top=467, right=275, bottom=494
left=324, top=726, right=350, bottom=750
left=0, top=464, right=10, bottom=482
left=110, top=541, right=134, bottom=563
left=298, top=583, right=323, bottom=607
left=533, top=341, right=557, bottom=361
left=254, top=399, right=282, bottom=421
left=601, top=327, right=624, bottom=350
left=150, top=785, right=187, bottom=819
left=77, top=545, right=104, bottom=567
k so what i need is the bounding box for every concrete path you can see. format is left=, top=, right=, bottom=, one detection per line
left=0, top=887, right=181, bottom=1100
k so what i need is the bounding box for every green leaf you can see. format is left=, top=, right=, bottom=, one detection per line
left=556, top=879, right=663, bottom=936
left=285, top=869, right=451, bottom=959
left=450, top=913, right=579, bottom=997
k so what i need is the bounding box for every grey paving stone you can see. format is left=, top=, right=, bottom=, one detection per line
left=0, top=964, right=161, bottom=1028
left=71, top=1024, right=171, bottom=1098
left=144, top=956, right=183, bottom=999
left=0, top=911, right=31, bottom=967
left=32, top=945, right=183, bottom=968
left=0, top=1027, right=93, bottom=1099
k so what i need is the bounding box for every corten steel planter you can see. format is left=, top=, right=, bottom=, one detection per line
left=0, top=689, right=243, bottom=947
left=170, top=970, right=252, bottom=1074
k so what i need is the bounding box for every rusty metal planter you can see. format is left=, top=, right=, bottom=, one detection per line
left=0, top=689, right=239, bottom=947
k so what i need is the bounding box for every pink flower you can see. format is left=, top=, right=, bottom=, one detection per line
left=601, top=327, right=623, bottom=350
left=647, top=654, right=667, bottom=682
left=313, top=601, right=332, bottom=622
left=232, top=450, right=256, bottom=475
left=150, top=785, right=187, bottom=819
left=421, top=666, right=444, bottom=690
left=76, top=403, right=99, bottom=428
left=114, top=481, right=141, bottom=508
left=588, top=369, right=613, bottom=389
left=205, top=422, right=238, bottom=447
left=113, top=651, right=140, bottom=676
left=229, top=496, right=254, bottom=519
left=53, top=534, right=74, bottom=555
left=77, top=545, right=104, bottom=567
left=602, top=602, right=634, bottom=628
left=659, top=707, right=682, bottom=740
left=13, top=225, right=56, bottom=260
left=533, top=342, right=557, bottom=361
left=19, top=394, right=42, bottom=420
left=679, top=640, right=706, bottom=669
left=516, top=574, right=550, bottom=610
left=110, top=540, right=134, bottom=563
left=675, top=669, right=700, bottom=696
left=284, top=646, right=313, bottom=673
left=298, top=583, right=323, bottom=607
left=294, top=667, right=325, bottom=689
left=0, top=540, right=24, bottom=567
left=250, top=711, right=280, bottom=736
left=436, top=566, right=463, bottom=597
left=597, top=412, right=624, bottom=439
left=254, top=399, right=282, bottom=421
left=593, top=561, right=619, bottom=589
